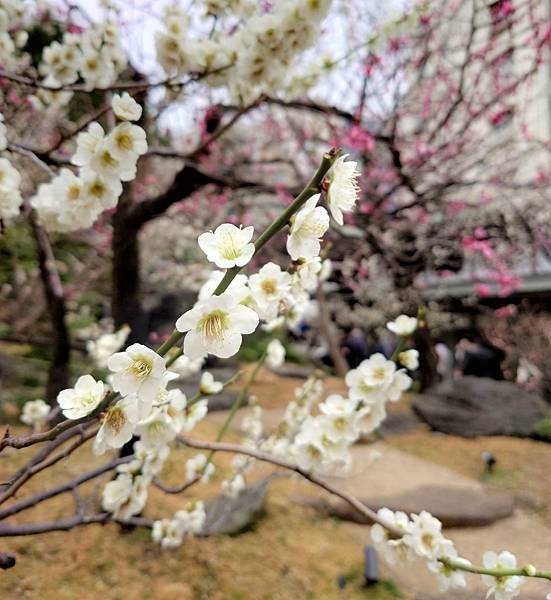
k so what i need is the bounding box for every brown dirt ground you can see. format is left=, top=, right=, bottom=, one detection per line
left=0, top=413, right=398, bottom=600
left=1, top=367, right=550, bottom=599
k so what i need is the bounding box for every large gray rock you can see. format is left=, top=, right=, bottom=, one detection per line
left=200, top=478, right=268, bottom=536
left=412, top=376, right=548, bottom=438
left=306, top=484, right=514, bottom=528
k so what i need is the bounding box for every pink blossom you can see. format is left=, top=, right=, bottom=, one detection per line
left=346, top=126, right=375, bottom=153
left=495, top=304, right=517, bottom=318
left=447, top=201, right=468, bottom=216
left=474, top=283, right=492, bottom=297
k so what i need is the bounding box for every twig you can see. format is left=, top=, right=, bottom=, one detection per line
left=177, top=435, right=402, bottom=537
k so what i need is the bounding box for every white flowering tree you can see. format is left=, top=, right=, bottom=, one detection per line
left=1, top=2, right=551, bottom=598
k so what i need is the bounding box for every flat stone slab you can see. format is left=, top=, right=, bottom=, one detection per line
left=412, top=376, right=548, bottom=438
left=306, top=484, right=514, bottom=528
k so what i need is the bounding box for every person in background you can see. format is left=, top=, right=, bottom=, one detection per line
left=434, top=340, right=453, bottom=380
left=342, top=327, right=370, bottom=368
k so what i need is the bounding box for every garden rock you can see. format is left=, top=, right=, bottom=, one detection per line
left=412, top=376, right=547, bottom=437
left=201, top=478, right=268, bottom=536
left=306, top=484, right=514, bottom=528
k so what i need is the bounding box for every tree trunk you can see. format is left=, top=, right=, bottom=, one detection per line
left=413, top=315, right=439, bottom=390
left=28, top=211, right=70, bottom=404
left=111, top=199, right=148, bottom=344
left=316, top=285, right=349, bottom=377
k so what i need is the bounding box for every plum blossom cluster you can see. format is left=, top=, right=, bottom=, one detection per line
left=371, top=509, right=528, bottom=599
left=31, top=94, right=146, bottom=232
left=288, top=318, right=417, bottom=473
left=175, top=155, right=359, bottom=364
left=204, top=312, right=417, bottom=489
left=31, top=20, right=127, bottom=110
left=52, top=340, right=213, bottom=524
left=155, top=0, right=332, bottom=104
left=152, top=501, right=206, bottom=549
left=209, top=320, right=417, bottom=494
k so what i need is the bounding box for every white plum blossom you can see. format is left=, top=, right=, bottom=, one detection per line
left=93, top=396, right=142, bottom=455
left=72, top=122, right=105, bottom=167
left=294, top=256, right=330, bottom=292
left=386, top=370, right=412, bottom=402
left=318, top=394, right=358, bottom=442
left=134, top=409, right=177, bottom=448
left=427, top=548, right=470, bottom=592
left=386, top=315, right=418, bottom=336
left=185, top=453, right=215, bottom=483
left=179, top=398, right=209, bottom=432
left=160, top=387, right=189, bottom=434
left=345, top=353, right=396, bottom=401
left=176, top=292, right=259, bottom=359
left=199, top=371, right=223, bottom=395
left=152, top=518, right=184, bottom=549
left=102, top=473, right=147, bottom=520
left=89, top=138, right=137, bottom=183
left=86, top=325, right=130, bottom=368
left=107, top=343, right=168, bottom=404
left=482, top=551, right=524, bottom=600
left=132, top=441, right=170, bottom=478
left=403, top=511, right=447, bottom=561
left=175, top=500, right=206, bottom=535
left=105, top=122, right=147, bottom=162
left=57, top=375, right=104, bottom=419
left=20, top=399, right=50, bottom=429
left=355, top=400, right=387, bottom=435
left=112, top=92, right=142, bottom=121
left=326, top=154, right=360, bottom=225
left=249, top=262, right=292, bottom=321
left=241, top=405, right=263, bottom=441
left=399, top=349, right=419, bottom=370
left=170, top=354, right=204, bottom=380
left=222, top=473, right=246, bottom=498
left=371, top=508, right=413, bottom=565
left=198, top=223, right=255, bottom=268
left=292, top=417, right=351, bottom=473
left=266, top=339, right=285, bottom=369
left=286, top=194, right=329, bottom=261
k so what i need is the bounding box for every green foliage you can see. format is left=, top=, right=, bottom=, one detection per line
left=338, top=566, right=402, bottom=598
left=533, top=414, right=551, bottom=441
left=0, top=224, right=35, bottom=285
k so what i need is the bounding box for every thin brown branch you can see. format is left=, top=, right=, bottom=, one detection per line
left=0, top=425, right=98, bottom=506
left=0, top=457, right=130, bottom=521
left=0, top=513, right=152, bottom=537
left=178, top=436, right=402, bottom=537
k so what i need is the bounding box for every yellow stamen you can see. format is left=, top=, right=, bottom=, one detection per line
left=199, top=309, right=229, bottom=341
left=261, top=279, right=277, bottom=295
left=106, top=406, right=126, bottom=433
left=127, top=356, right=153, bottom=380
